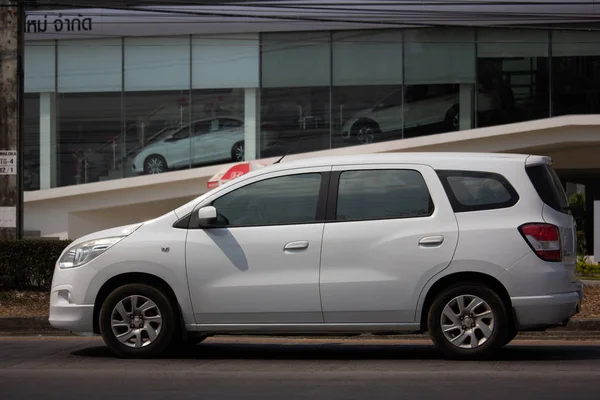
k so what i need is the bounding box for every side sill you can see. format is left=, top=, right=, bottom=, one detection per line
left=187, top=323, right=421, bottom=334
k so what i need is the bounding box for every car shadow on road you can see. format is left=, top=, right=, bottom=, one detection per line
left=71, top=340, right=600, bottom=362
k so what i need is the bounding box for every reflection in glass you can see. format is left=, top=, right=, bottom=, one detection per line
left=126, top=90, right=189, bottom=176
left=477, top=29, right=549, bottom=128
left=404, top=28, right=476, bottom=137
left=24, top=94, right=40, bottom=191
left=260, top=32, right=331, bottom=158
left=260, top=87, right=330, bottom=157
left=57, top=92, right=122, bottom=187
left=552, top=30, right=600, bottom=116
left=190, top=89, right=247, bottom=168
left=335, top=85, right=403, bottom=146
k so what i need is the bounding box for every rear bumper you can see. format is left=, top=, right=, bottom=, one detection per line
left=512, top=287, right=583, bottom=330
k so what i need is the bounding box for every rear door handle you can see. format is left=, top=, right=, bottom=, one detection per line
left=284, top=241, right=309, bottom=251
left=419, top=235, right=444, bottom=247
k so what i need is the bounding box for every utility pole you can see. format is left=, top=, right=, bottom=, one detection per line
left=0, top=0, right=24, bottom=239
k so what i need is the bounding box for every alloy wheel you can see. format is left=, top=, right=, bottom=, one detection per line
left=146, top=158, right=165, bottom=174
left=357, top=126, right=375, bottom=144
left=110, top=295, right=163, bottom=349
left=440, top=294, right=495, bottom=349
left=452, top=113, right=460, bottom=130
left=234, top=144, right=245, bottom=161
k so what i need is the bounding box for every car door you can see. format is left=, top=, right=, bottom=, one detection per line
left=371, top=90, right=404, bottom=133
left=190, top=120, right=215, bottom=164
left=185, top=166, right=331, bottom=325
left=164, top=126, right=193, bottom=169
left=319, top=163, right=459, bottom=324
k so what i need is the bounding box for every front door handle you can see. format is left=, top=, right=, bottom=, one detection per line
left=284, top=241, right=309, bottom=251
left=419, top=235, right=444, bottom=247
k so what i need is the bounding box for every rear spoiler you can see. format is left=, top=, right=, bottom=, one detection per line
left=525, top=155, right=552, bottom=166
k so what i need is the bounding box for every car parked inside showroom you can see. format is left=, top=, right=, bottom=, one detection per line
left=131, top=116, right=279, bottom=174
left=341, top=85, right=497, bottom=144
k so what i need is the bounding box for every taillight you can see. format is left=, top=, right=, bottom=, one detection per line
left=518, top=223, right=562, bottom=262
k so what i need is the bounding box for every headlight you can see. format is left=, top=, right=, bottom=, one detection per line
left=59, top=236, right=126, bottom=269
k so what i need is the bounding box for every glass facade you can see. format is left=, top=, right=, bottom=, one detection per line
left=22, top=27, right=600, bottom=191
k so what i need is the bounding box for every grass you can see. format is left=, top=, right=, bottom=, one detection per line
left=2, top=287, right=600, bottom=319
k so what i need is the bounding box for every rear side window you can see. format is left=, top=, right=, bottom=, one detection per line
left=437, top=170, right=519, bottom=212
left=526, top=164, right=568, bottom=213
left=335, top=169, right=434, bottom=221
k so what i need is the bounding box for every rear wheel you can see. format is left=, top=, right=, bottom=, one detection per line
left=444, top=105, right=460, bottom=131
left=428, top=283, right=509, bottom=360
left=231, top=141, right=245, bottom=162
left=99, top=284, right=177, bottom=358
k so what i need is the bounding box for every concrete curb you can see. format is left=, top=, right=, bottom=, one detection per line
left=582, top=279, right=600, bottom=287
left=2, top=317, right=600, bottom=336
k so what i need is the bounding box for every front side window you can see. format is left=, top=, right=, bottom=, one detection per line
left=336, top=169, right=434, bottom=221
left=211, top=173, right=322, bottom=227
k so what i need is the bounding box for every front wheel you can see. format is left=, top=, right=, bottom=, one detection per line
left=351, top=121, right=379, bottom=144
left=427, top=283, right=509, bottom=360
left=99, top=284, right=177, bottom=358
left=144, top=154, right=168, bottom=174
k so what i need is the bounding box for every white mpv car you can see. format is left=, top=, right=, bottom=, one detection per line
left=49, top=153, right=583, bottom=359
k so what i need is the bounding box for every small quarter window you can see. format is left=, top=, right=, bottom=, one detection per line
left=437, top=170, right=519, bottom=212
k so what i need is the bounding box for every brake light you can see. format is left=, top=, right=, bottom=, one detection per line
left=519, top=223, right=562, bottom=262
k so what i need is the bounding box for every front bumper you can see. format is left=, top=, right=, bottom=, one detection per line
left=48, top=285, right=95, bottom=334
left=512, top=286, right=584, bottom=330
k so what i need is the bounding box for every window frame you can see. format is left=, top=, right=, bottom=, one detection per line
left=436, top=169, right=520, bottom=213
left=186, top=169, right=331, bottom=229
left=324, top=168, right=436, bottom=223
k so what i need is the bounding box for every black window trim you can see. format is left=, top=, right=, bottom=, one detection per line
left=324, top=168, right=436, bottom=223
left=176, top=171, right=331, bottom=230
left=436, top=169, right=520, bottom=213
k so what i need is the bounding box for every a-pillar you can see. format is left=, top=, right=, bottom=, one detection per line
left=39, top=92, right=57, bottom=189
left=244, top=88, right=260, bottom=161
left=459, top=84, right=475, bottom=130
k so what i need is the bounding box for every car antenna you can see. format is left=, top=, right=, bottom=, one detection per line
left=273, top=150, right=289, bottom=164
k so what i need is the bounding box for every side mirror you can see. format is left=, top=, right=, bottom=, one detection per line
left=197, top=206, right=217, bottom=226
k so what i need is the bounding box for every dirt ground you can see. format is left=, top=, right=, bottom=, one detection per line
left=1, top=287, right=600, bottom=319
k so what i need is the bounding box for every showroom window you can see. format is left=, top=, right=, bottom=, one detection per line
left=332, top=30, right=403, bottom=148
left=477, top=28, right=550, bottom=128
left=23, top=94, right=40, bottom=191
left=261, top=32, right=332, bottom=158
left=552, top=30, right=600, bottom=116
left=335, top=169, right=433, bottom=221
left=191, top=34, right=259, bottom=163
left=211, top=173, right=323, bottom=227
left=404, top=28, right=476, bottom=138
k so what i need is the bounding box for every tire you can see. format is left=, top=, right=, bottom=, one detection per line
left=99, top=284, right=178, bottom=359
left=444, top=105, right=460, bottom=131
left=427, top=282, right=509, bottom=360
left=351, top=121, right=379, bottom=144
left=144, top=154, right=168, bottom=174
left=231, top=141, right=245, bottom=162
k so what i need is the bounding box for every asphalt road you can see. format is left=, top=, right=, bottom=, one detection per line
left=1, top=336, right=600, bottom=400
